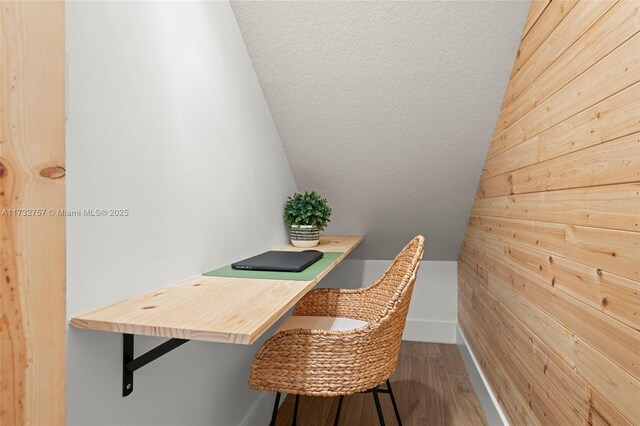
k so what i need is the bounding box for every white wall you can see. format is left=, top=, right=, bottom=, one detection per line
left=321, top=259, right=458, bottom=343
left=65, top=2, right=296, bottom=425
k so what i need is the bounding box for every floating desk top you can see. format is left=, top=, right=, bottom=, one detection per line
left=70, top=236, right=362, bottom=345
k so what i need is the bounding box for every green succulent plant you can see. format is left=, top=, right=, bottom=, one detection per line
left=283, top=191, right=332, bottom=231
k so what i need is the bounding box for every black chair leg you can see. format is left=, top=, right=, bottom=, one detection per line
left=372, top=388, right=386, bottom=426
left=334, top=395, right=344, bottom=426
left=270, top=392, right=281, bottom=426
left=386, top=380, right=402, bottom=426
left=292, top=394, right=300, bottom=426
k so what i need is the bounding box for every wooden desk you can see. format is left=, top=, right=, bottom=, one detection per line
left=70, top=236, right=362, bottom=345
left=71, top=235, right=361, bottom=396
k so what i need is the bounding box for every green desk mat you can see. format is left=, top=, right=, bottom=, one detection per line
left=203, top=252, right=343, bottom=281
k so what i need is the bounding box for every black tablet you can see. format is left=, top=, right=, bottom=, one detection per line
left=231, top=250, right=323, bottom=272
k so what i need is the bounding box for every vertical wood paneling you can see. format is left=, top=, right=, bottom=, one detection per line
left=459, top=1, right=640, bottom=424
left=0, top=2, right=66, bottom=425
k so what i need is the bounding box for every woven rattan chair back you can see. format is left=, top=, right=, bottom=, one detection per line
left=249, top=235, right=425, bottom=396
left=356, top=235, right=424, bottom=324
left=347, top=235, right=425, bottom=387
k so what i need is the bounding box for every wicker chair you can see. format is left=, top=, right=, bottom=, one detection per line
left=249, top=235, right=425, bottom=426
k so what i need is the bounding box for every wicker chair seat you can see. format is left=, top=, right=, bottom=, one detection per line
left=276, top=315, right=368, bottom=333
left=249, top=236, right=425, bottom=397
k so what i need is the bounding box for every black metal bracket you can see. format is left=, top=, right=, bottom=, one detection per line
left=122, top=333, right=189, bottom=396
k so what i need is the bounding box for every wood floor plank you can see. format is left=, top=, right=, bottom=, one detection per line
left=340, top=393, right=365, bottom=426
left=447, top=375, right=488, bottom=426
left=421, top=358, right=450, bottom=425
left=272, top=341, right=488, bottom=425
left=439, top=343, right=468, bottom=375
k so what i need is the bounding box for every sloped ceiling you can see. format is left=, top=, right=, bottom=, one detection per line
left=231, top=1, right=529, bottom=260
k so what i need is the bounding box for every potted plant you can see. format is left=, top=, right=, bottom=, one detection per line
left=284, top=191, right=332, bottom=248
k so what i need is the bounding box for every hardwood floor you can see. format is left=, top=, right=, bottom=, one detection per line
left=272, top=341, right=488, bottom=426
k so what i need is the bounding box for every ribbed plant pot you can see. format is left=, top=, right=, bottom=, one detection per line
left=289, top=225, right=320, bottom=248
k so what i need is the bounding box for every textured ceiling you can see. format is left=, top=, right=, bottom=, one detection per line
left=232, top=1, right=529, bottom=260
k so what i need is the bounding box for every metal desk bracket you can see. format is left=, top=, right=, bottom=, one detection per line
left=122, top=333, right=189, bottom=396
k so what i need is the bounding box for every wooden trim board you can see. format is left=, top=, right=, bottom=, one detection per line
left=70, top=236, right=362, bottom=345
left=0, top=2, right=66, bottom=425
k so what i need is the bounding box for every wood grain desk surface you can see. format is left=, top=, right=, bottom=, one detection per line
left=70, top=236, right=362, bottom=345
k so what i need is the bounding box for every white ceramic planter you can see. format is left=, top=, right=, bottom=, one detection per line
left=290, top=225, right=320, bottom=248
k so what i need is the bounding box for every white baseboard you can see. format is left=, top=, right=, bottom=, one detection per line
left=457, top=325, right=510, bottom=426
left=402, top=319, right=457, bottom=343
left=240, top=391, right=277, bottom=426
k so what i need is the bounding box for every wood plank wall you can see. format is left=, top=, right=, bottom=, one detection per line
left=458, top=1, right=640, bottom=425
left=0, top=2, right=66, bottom=424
